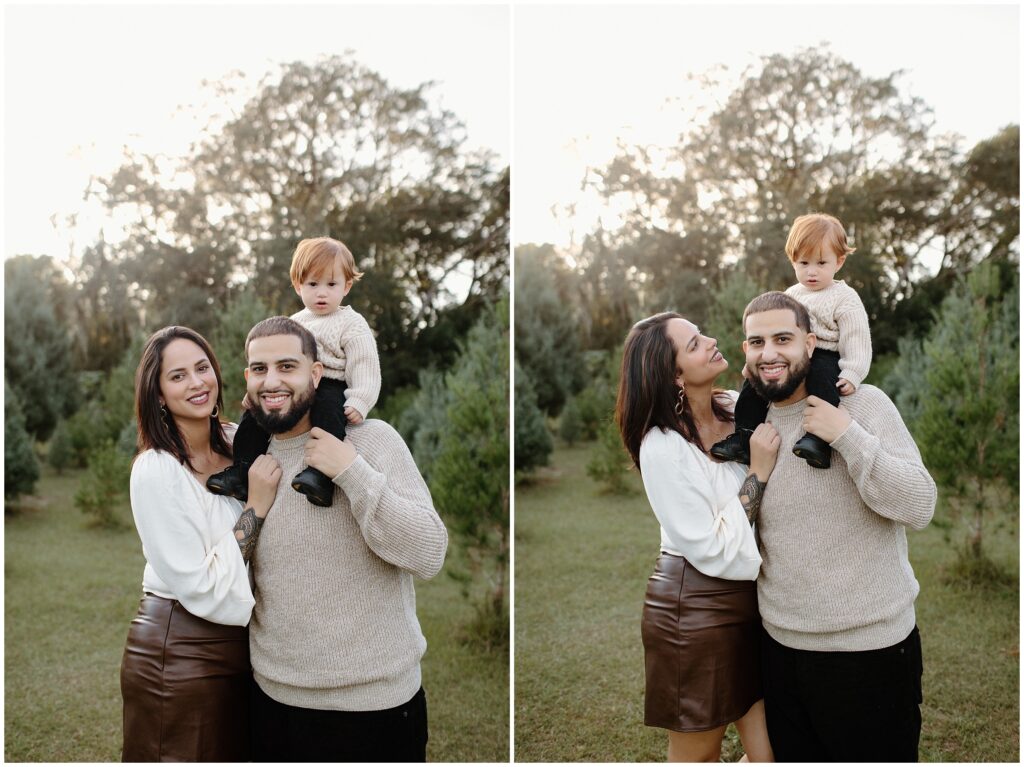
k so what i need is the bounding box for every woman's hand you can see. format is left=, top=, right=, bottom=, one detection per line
left=748, top=422, right=781, bottom=482
left=246, top=454, right=282, bottom=519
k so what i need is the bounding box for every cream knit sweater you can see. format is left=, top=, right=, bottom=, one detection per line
left=249, top=419, right=448, bottom=711
left=757, top=385, right=936, bottom=652
left=786, top=280, right=872, bottom=388
left=292, top=305, right=381, bottom=419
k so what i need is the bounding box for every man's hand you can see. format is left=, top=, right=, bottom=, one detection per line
left=802, top=395, right=853, bottom=443
left=344, top=406, right=364, bottom=425
left=836, top=378, right=856, bottom=396
left=304, top=427, right=357, bottom=479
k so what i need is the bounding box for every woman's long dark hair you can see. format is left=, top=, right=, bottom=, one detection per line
left=134, top=326, right=232, bottom=471
left=615, top=312, right=733, bottom=470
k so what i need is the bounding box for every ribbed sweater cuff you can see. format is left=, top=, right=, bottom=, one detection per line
left=345, top=397, right=371, bottom=419
left=830, top=417, right=874, bottom=460
left=332, top=455, right=384, bottom=519
left=840, top=368, right=864, bottom=389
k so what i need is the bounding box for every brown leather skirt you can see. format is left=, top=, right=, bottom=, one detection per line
left=120, top=594, right=251, bottom=762
left=641, top=553, right=762, bottom=732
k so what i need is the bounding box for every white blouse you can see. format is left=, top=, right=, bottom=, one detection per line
left=639, top=415, right=762, bottom=581
left=129, top=446, right=254, bottom=626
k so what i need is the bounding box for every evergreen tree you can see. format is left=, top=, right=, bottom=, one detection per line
left=514, top=362, right=552, bottom=474
left=48, top=419, right=74, bottom=475
left=4, top=256, right=79, bottom=440
left=889, top=263, right=1019, bottom=562
left=5, top=379, right=40, bottom=501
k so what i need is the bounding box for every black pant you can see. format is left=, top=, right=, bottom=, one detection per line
left=233, top=378, right=349, bottom=466
left=734, top=348, right=842, bottom=431
left=761, top=626, right=923, bottom=762
left=250, top=682, right=428, bottom=762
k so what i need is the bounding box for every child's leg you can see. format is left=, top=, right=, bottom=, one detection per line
left=733, top=379, right=770, bottom=431
left=309, top=378, right=348, bottom=441
left=232, top=409, right=272, bottom=465
left=290, top=378, right=347, bottom=507
left=207, top=409, right=270, bottom=499
left=711, top=380, right=767, bottom=463
left=804, top=349, right=841, bottom=406
left=792, top=349, right=842, bottom=468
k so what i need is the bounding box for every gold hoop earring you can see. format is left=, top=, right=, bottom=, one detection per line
left=674, top=387, right=686, bottom=416
left=160, top=404, right=170, bottom=427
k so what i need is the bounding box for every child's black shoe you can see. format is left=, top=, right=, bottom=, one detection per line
left=710, top=429, right=752, bottom=464
left=206, top=464, right=249, bottom=501
left=792, top=433, right=831, bottom=469
left=291, top=467, right=335, bottom=507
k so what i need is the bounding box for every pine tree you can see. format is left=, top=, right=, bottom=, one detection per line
left=514, top=362, right=552, bottom=473
left=5, top=379, right=40, bottom=501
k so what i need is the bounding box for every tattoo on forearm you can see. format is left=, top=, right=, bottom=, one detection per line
left=739, top=474, right=767, bottom=526
left=234, top=507, right=264, bottom=563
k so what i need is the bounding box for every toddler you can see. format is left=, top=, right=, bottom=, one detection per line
left=711, top=213, right=871, bottom=469
left=208, top=237, right=381, bottom=505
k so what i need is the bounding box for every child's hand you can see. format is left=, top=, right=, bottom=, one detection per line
left=344, top=406, right=364, bottom=425
left=836, top=378, right=856, bottom=396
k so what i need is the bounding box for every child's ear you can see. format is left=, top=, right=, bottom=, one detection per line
left=344, top=279, right=353, bottom=296
left=293, top=283, right=303, bottom=297
left=836, top=253, right=847, bottom=270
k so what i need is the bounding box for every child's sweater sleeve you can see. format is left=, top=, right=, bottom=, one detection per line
left=836, top=287, right=872, bottom=388
left=339, top=310, right=381, bottom=419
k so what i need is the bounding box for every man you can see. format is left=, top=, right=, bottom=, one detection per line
left=741, top=291, right=936, bottom=762
left=240, top=315, right=448, bottom=762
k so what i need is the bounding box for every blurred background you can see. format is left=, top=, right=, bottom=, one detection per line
left=513, top=4, right=1019, bottom=762
left=4, top=4, right=509, bottom=761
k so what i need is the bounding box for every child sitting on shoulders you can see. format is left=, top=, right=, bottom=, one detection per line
left=711, top=213, right=871, bottom=469
left=207, top=237, right=381, bottom=505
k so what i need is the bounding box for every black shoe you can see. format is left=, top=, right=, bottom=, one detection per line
left=710, top=429, right=752, bottom=464
left=291, top=467, right=335, bottom=507
left=792, top=433, right=831, bottom=469
left=206, top=464, right=249, bottom=501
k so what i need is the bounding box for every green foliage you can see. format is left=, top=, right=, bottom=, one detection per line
left=513, top=245, right=585, bottom=414
left=704, top=269, right=764, bottom=390
left=410, top=297, right=510, bottom=647
left=5, top=379, right=40, bottom=501
left=4, top=256, right=79, bottom=440
left=208, top=290, right=271, bottom=422
left=402, top=369, right=450, bottom=479
left=73, top=441, right=131, bottom=529
left=83, top=55, right=508, bottom=399
left=585, top=418, right=633, bottom=495
left=573, top=350, right=619, bottom=441
left=558, top=396, right=583, bottom=446
left=888, top=263, right=1019, bottom=560
left=513, top=362, right=552, bottom=474
left=47, top=420, right=75, bottom=475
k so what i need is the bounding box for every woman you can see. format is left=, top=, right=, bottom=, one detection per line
left=616, top=312, right=780, bottom=763
left=120, top=326, right=282, bottom=762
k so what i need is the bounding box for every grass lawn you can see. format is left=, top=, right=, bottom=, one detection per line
left=5, top=466, right=508, bottom=762
left=514, top=443, right=1019, bottom=762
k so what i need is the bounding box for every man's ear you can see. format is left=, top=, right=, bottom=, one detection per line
left=243, top=367, right=250, bottom=382
left=805, top=332, right=817, bottom=355
left=742, top=339, right=749, bottom=355
left=311, top=360, right=324, bottom=388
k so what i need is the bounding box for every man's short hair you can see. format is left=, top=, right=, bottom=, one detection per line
left=245, top=316, right=319, bottom=362
left=742, top=291, right=812, bottom=334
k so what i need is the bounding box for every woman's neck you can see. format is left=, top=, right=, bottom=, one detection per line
left=174, top=415, right=213, bottom=460
left=685, top=384, right=718, bottom=426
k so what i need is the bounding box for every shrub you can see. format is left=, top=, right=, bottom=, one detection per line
left=558, top=396, right=584, bottom=446
left=586, top=418, right=633, bottom=495
left=5, top=380, right=40, bottom=501
left=48, top=419, right=75, bottom=475
left=74, top=441, right=131, bottom=529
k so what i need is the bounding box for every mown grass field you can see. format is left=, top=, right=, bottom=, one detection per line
left=5, top=466, right=508, bottom=762
left=514, top=443, right=1020, bottom=762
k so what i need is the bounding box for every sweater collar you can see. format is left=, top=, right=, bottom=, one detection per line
left=768, top=397, right=809, bottom=418
left=268, top=431, right=311, bottom=452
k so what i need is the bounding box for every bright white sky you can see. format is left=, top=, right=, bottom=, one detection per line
left=3, top=3, right=510, bottom=262
left=513, top=3, right=1021, bottom=248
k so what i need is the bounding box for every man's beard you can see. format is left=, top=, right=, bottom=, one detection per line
left=748, top=352, right=811, bottom=403
left=249, top=379, right=316, bottom=434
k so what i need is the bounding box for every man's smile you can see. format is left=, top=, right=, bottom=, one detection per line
left=758, top=362, right=788, bottom=381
